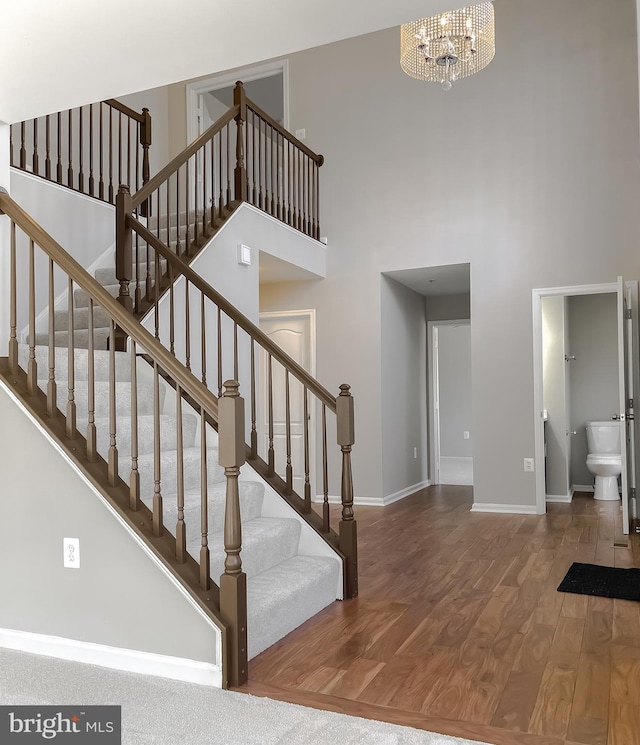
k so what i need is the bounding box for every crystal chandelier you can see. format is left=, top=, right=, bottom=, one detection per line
left=400, top=3, right=495, bottom=90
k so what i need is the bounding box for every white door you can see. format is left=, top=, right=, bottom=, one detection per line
left=258, top=311, right=315, bottom=496
left=617, top=276, right=634, bottom=534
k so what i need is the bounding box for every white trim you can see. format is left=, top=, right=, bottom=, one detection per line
left=470, top=502, right=538, bottom=515
left=313, top=480, right=431, bottom=507
left=428, top=319, right=471, bottom=486
left=532, top=281, right=624, bottom=518
left=186, top=60, right=290, bottom=146
left=546, top=492, right=573, bottom=503
left=0, top=380, right=225, bottom=653
left=0, top=628, right=222, bottom=688
left=572, top=483, right=595, bottom=493
left=10, top=167, right=117, bottom=211
left=244, top=202, right=324, bottom=248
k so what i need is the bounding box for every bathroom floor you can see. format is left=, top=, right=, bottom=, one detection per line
left=243, top=487, right=640, bottom=745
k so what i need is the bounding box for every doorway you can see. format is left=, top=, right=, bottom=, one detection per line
left=186, top=60, right=289, bottom=144
left=532, top=279, right=639, bottom=532
left=429, top=320, right=473, bottom=486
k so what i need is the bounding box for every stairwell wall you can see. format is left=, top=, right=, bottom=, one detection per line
left=0, top=122, right=9, bottom=351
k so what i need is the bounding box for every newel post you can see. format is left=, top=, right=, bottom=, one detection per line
left=233, top=82, right=248, bottom=203
left=139, top=108, right=152, bottom=217
left=115, top=185, right=132, bottom=350
left=219, top=379, right=248, bottom=687
left=337, top=383, right=358, bottom=599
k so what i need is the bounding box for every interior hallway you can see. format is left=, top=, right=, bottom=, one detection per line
left=240, top=487, right=640, bottom=745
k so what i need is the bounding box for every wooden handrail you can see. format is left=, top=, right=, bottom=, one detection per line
left=0, top=190, right=219, bottom=421
left=126, top=214, right=337, bottom=412
left=131, top=106, right=240, bottom=210
left=246, top=99, right=324, bottom=166
left=104, top=98, right=146, bottom=124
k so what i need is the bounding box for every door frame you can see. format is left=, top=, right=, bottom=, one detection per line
left=258, top=308, right=316, bottom=494
left=428, top=318, right=471, bottom=485
left=186, top=59, right=290, bottom=146
left=532, top=280, right=639, bottom=522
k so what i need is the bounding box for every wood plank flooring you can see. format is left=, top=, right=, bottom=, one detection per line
left=238, top=487, right=640, bottom=745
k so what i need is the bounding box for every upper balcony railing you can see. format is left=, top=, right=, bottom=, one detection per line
left=10, top=99, right=152, bottom=205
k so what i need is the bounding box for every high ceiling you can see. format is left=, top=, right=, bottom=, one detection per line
left=0, top=0, right=452, bottom=124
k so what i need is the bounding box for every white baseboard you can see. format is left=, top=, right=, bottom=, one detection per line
left=572, top=484, right=595, bottom=493
left=0, top=628, right=222, bottom=688
left=471, top=502, right=538, bottom=515
left=546, top=489, right=574, bottom=504
left=312, top=480, right=431, bottom=508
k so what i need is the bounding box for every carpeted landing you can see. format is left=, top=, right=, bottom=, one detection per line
left=0, top=649, right=491, bottom=745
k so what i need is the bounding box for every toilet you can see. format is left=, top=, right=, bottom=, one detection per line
left=585, top=421, right=622, bottom=501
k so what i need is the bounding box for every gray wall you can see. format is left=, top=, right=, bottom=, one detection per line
left=542, top=296, right=570, bottom=497
left=437, top=324, right=472, bottom=458
left=426, top=294, right=471, bottom=323
left=380, top=276, right=427, bottom=496
left=0, top=385, right=220, bottom=665
left=568, top=293, right=619, bottom=486
left=132, top=0, right=640, bottom=508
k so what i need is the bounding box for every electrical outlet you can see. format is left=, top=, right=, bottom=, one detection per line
left=463, top=431, right=470, bottom=440
left=295, top=128, right=306, bottom=140
left=413, top=447, right=417, bottom=458
left=523, top=458, right=535, bottom=473
left=63, top=537, right=80, bottom=569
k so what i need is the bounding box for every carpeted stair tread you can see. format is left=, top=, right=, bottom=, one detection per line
left=94, top=259, right=167, bottom=286
left=35, top=327, right=111, bottom=351
left=186, top=516, right=302, bottom=581
left=137, top=446, right=224, bottom=496
left=247, top=555, right=340, bottom=659
left=162, top=480, right=265, bottom=527
left=94, top=412, right=199, bottom=456
left=19, top=344, right=133, bottom=382
left=54, top=306, right=111, bottom=331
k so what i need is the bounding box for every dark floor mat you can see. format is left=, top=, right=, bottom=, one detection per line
left=557, top=562, right=640, bottom=602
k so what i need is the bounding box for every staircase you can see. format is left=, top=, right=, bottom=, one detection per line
left=3, top=86, right=357, bottom=688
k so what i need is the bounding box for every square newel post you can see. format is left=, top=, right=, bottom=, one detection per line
left=337, top=383, right=358, bottom=599
left=219, top=379, right=248, bottom=687
left=233, top=82, right=248, bottom=203
left=115, top=184, right=132, bottom=351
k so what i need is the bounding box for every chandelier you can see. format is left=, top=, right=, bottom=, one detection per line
left=400, top=3, right=495, bottom=90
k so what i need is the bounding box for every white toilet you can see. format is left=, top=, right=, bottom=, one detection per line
left=585, top=421, right=622, bottom=501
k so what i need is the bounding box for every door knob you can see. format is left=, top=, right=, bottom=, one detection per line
left=612, top=414, right=624, bottom=421
left=566, top=431, right=577, bottom=436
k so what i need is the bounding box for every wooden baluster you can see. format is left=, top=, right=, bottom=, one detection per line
left=185, top=281, right=191, bottom=372
left=267, top=354, right=275, bottom=473
left=233, top=81, right=247, bottom=203
left=258, top=117, right=263, bottom=209
left=88, top=105, right=94, bottom=196
left=9, top=222, right=18, bottom=374
left=107, top=321, right=117, bottom=482
left=154, top=245, right=160, bottom=340
left=32, top=117, right=39, bottom=173
left=337, top=383, right=358, bottom=598
left=217, top=306, right=223, bottom=398
left=66, top=278, right=76, bottom=438
left=99, top=104, right=105, bottom=200
left=316, top=156, right=323, bottom=239
left=152, top=361, right=163, bottom=535
left=233, top=321, right=238, bottom=381
left=219, top=379, right=248, bottom=688
left=288, top=141, right=293, bottom=225
left=169, top=263, right=175, bottom=355
left=303, top=387, right=311, bottom=513
left=285, top=369, right=292, bottom=492
left=175, top=384, right=186, bottom=562
left=271, top=126, right=276, bottom=216
left=298, top=147, right=302, bottom=231
left=68, top=110, right=74, bottom=188
left=292, top=144, right=297, bottom=228
left=45, top=116, right=51, bottom=179
left=47, top=258, right=57, bottom=417
left=57, top=113, right=63, bottom=184
left=194, top=152, right=199, bottom=246
left=186, top=159, right=191, bottom=253
left=118, top=111, right=122, bottom=191
left=250, top=339, right=257, bottom=457
left=176, top=167, right=182, bottom=255
left=134, top=230, right=141, bottom=313
left=210, top=136, right=215, bottom=226
left=140, top=107, right=152, bottom=189
left=166, top=181, right=170, bottom=250
left=203, top=140, right=208, bottom=237
left=115, top=185, right=132, bottom=349
left=127, top=114, right=131, bottom=191
left=27, top=239, right=37, bottom=395
left=322, top=404, right=329, bottom=532
left=276, top=132, right=282, bottom=219
left=135, top=122, right=140, bottom=193
left=199, top=406, right=210, bottom=590
left=86, top=300, right=97, bottom=461
left=78, top=107, right=84, bottom=192
left=130, top=339, right=140, bottom=510
left=226, top=123, right=231, bottom=208
left=20, top=122, right=26, bottom=170
left=305, top=156, right=310, bottom=236
left=201, top=294, right=207, bottom=386
left=108, top=107, right=114, bottom=202
left=218, top=130, right=224, bottom=220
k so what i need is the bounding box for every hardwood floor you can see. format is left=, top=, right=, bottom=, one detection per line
left=238, top=487, right=640, bottom=745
